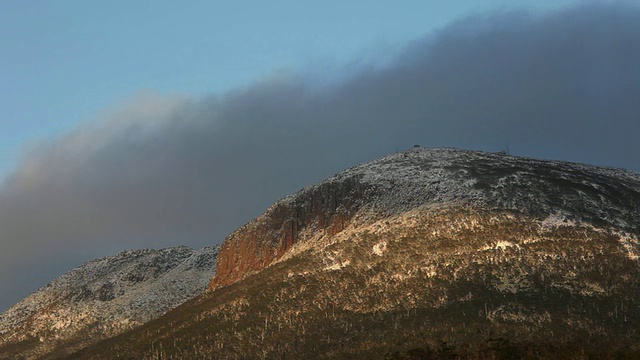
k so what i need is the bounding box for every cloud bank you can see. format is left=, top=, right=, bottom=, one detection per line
left=1, top=3, right=638, bottom=309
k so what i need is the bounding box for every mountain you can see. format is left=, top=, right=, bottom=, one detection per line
left=10, top=148, right=640, bottom=359
left=211, top=148, right=638, bottom=290
left=0, top=245, right=219, bottom=359
left=68, top=148, right=640, bottom=359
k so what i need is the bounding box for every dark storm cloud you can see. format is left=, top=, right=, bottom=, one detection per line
left=1, top=3, right=638, bottom=309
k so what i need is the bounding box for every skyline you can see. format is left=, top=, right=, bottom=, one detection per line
left=1, top=1, right=638, bottom=311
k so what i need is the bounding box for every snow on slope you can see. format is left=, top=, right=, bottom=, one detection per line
left=0, top=245, right=218, bottom=357
left=281, top=148, right=639, bottom=232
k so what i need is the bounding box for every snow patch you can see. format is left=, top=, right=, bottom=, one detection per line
left=372, top=240, right=387, bottom=256
left=617, top=233, right=639, bottom=261
left=324, top=260, right=350, bottom=271
left=483, top=241, right=519, bottom=251
left=541, top=213, right=576, bottom=229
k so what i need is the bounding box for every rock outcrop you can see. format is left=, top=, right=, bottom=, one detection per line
left=0, top=245, right=218, bottom=360
left=211, top=176, right=371, bottom=288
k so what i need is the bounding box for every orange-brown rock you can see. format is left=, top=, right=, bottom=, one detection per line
left=210, top=176, right=372, bottom=288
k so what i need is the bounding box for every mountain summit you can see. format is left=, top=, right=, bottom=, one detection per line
left=211, top=148, right=639, bottom=288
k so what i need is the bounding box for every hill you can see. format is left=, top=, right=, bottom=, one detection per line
left=0, top=246, right=218, bottom=359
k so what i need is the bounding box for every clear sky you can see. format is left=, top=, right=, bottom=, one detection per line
left=0, top=0, right=578, bottom=180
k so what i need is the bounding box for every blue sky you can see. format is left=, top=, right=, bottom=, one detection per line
left=0, top=0, right=578, bottom=180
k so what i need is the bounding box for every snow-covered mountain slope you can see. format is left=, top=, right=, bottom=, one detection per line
left=212, top=148, right=639, bottom=288
left=73, top=148, right=639, bottom=359
left=0, top=245, right=218, bottom=359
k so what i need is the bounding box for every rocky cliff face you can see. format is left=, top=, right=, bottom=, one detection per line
left=211, top=175, right=372, bottom=288
left=211, top=148, right=639, bottom=289
left=0, top=245, right=218, bottom=360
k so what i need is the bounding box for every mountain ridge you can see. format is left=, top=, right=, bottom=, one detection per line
left=0, top=245, right=219, bottom=359
left=211, top=148, right=639, bottom=289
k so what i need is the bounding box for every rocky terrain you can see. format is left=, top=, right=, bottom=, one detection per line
left=0, top=245, right=218, bottom=359
left=63, top=148, right=639, bottom=359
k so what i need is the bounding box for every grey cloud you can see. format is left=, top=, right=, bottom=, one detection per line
left=1, top=3, right=638, bottom=310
